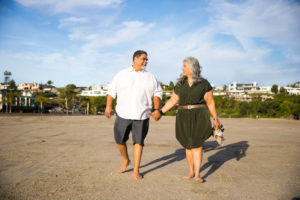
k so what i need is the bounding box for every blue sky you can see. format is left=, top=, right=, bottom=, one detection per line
left=0, top=0, right=299, bottom=87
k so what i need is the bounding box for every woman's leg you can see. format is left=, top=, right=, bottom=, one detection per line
left=184, top=148, right=194, bottom=179
left=191, top=147, right=204, bottom=182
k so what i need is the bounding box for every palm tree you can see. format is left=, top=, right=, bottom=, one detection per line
left=58, top=84, right=77, bottom=115
left=47, top=80, right=53, bottom=86
left=5, top=80, right=19, bottom=113
left=34, top=96, right=49, bottom=113
left=79, top=96, right=90, bottom=115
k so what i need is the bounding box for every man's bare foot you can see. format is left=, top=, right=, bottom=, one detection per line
left=118, top=160, right=130, bottom=173
left=183, top=173, right=194, bottom=179
left=132, top=172, right=143, bottom=180
left=195, top=177, right=204, bottom=183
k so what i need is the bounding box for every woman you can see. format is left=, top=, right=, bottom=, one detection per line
left=160, top=57, right=221, bottom=183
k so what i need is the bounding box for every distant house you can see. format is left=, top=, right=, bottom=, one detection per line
left=80, top=84, right=108, bottom=97
left=284, top=87, right=300, bottom=95
left=294, top=82, right=300, bottom=88
left=258, top=86, right=273, bottom=94
left=17, top=82, right=43, bottom=93
left=0, top=83, right=9, bottom=90
left=163, top=91, right=172, bottom=96
left=228, top=82, right=258, bottom=95
left=160, top=83, right=169, bottom=90
left=213, top=91, right=227, bottom=96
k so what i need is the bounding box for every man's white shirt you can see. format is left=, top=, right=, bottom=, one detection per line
left=107, top=67, right=163, bottom=120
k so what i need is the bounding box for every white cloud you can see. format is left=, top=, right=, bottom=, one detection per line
left=59, top=17, right=89, bottom=28
left=80, top=20, right=155, bottom=51
left=209, top=0, right=300, bottom=51
left=14, top=0, right=123, bottom=13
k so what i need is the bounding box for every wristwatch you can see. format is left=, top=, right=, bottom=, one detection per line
left=154, top=109, right=164, bottom=115
left=213, top=116, right=219, bottom=121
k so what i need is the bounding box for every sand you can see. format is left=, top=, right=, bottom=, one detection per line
left=0, top=115, right=299, bottom=200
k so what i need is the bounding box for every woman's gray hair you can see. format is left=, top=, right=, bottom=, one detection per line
left=176, top=57, right=203, bottom=87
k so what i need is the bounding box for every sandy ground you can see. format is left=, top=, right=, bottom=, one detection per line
left=0, top=115, right=299, bottom=200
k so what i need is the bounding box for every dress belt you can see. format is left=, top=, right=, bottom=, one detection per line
left=178, top=104, right=206, bottom=109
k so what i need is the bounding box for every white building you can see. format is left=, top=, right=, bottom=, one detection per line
left=22, top=91, right=33, bottom=97
left=294, top=82, right=300, bottom=88
left=284, top=87, right=300, bottom=95
left=0, top=83, right=9, bottom=90
left=17, top=82, right=40, bottom=91
left=163, top=91, right=172, bottom=96
left=80, top=84, right=108, bottom=97
left=228, top=82, right=258, bottom=94
left=213, top=91, right=227, bottom=96
left=258, top=86, right=273, bottom=94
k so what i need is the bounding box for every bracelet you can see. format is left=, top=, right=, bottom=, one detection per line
left=154, top=109, right=164, bottom=115
left=213, top=116, right=219, bottom=121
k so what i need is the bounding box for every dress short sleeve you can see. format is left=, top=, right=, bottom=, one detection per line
left=174, top=85, right=180, bottom=95
left=205, top=79, right=213, bottom=92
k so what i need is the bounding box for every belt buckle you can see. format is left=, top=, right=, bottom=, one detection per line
left=188, top=105, right=192, bottom=109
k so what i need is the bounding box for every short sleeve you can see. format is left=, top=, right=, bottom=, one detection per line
left=153, top=78, right=163, bottom=99
left=107, top=74, right=119, bottom=98
left=205, top=79, right=213, bottom=92
left=174, top=85, right=179, bottom=95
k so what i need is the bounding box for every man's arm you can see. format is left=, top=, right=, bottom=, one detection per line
left=105, top=95, right=114, bottom=118
left=152, top=96, right=161, bottom=121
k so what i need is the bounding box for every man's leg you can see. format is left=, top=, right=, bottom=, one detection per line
left=117, top=142, right=131, bottom=173
left=133, top=143, right=143, bottom=180
left=132, top=118, right=149, bottom=180
left=114, top=115, right=131, bottom=173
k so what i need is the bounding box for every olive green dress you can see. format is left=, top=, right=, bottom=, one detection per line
left=174, top=79, right=212, bottom=149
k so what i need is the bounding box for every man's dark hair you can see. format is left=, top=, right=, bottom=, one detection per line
left=133, top=50, right=147, bottom=61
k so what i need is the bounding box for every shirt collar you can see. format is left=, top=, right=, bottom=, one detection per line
left=130, top=66, right=145, bottom=73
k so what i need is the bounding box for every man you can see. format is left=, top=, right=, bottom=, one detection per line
left=105, top=50, right=162, bottom=180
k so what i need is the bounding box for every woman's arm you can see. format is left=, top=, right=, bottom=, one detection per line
left=161, top=92, right=179, bottom=114
left=204, top=90, right=221, bottom=128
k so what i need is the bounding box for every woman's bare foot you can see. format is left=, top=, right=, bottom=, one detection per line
left=183, top=173, right=194, bottom=179
left=118, top=160, right=130, bottom=173
left=195, top=177, right=204, bottom=183
left=132, top=172, right=143, bottom=180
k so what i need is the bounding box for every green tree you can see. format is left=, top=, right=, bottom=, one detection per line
left=79, top=96, right=91, bottom=115
left=239, top=101, right=249, bottom=116
left=292, top=104, right=300, bottom=117
left=94, top=96, right=107, bottom=113
left=58, top=84, right=77, bottom=114
left=280, top=100, right=293, bottom=117
left=271, top=84, right=278, bottom=94
left=34, top=95, right=49, bottom=113
left=168, top=81, right=174, bottom=90
left=8, top=79, right=17, bottom=90
left=47, top=80, right=54, bottom=88
left=279, top=87, right=287, bottom=94
left=5, top=79, right=19, bottom=113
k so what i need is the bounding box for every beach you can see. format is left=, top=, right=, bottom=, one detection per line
left=0, top=115, right=299, bottom=200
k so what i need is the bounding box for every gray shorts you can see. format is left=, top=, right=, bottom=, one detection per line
left=114, top=114, right=149, bottom=146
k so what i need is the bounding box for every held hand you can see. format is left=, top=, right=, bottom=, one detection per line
left=213, top=119, right=221, bottom=129
left=105, top=107, right=112, bottom=119
left=152, top=110, right=162, bottom=121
